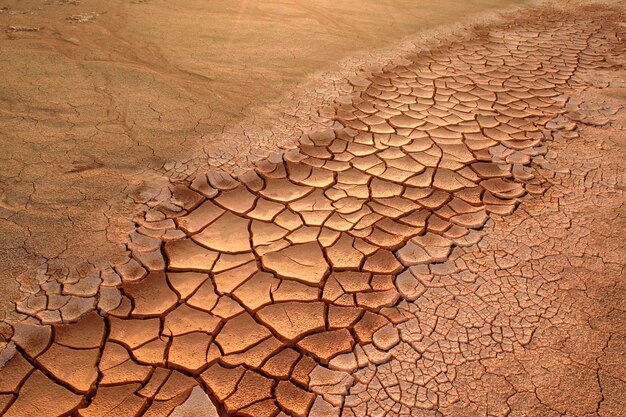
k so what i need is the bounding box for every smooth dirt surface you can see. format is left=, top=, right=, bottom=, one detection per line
left=1, top=1, right=624, bottom=417
left=0, top=0, right=531, bottom=321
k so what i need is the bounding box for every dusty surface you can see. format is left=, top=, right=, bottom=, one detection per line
left=1, top=1, right=625, bottom=417
left=0, top=0, right=532, bottom=321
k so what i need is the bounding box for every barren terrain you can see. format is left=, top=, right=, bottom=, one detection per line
left=0, top=0, right=531, bottom=321
left=0, top=1, right=624, bottom=417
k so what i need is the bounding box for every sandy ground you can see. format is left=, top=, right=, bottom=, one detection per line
left=0, top=0, right=532, bottom=321
left=0, top=1, right=624, bottom=416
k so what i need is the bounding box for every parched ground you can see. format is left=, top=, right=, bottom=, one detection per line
left=0, top=1, right=625, bottom=417
left=0, top=0, right=531, bottom=322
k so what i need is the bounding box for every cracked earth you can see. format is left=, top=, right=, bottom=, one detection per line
left=1, top=1, right=625, bottom=416
left=0, top=0, right=531, bottom=323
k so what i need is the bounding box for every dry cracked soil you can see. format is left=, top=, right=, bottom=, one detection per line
left=0, top=1, right=625, bottom=417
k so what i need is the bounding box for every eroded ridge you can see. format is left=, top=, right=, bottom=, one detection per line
left=1, top=4, right=624, bottom=417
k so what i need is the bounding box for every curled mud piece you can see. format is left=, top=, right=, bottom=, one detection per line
left=1, top=2, right=625, bottom=417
